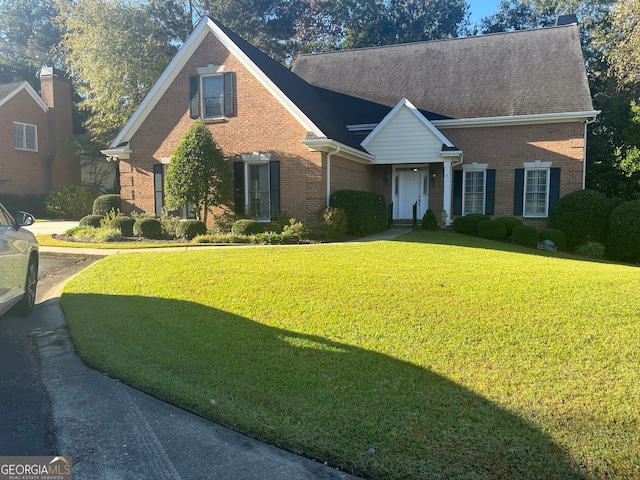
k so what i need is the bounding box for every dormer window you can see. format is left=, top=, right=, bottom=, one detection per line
left=189, top=67, right=235, bottom=120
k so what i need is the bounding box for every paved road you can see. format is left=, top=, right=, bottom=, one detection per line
left=0, top=252, right=103, bottom=456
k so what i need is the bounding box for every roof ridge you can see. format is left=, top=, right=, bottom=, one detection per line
left=295, top=24, right=578, bottom=59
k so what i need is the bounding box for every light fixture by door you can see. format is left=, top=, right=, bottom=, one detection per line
left=431, top=172, right=437, bottom=186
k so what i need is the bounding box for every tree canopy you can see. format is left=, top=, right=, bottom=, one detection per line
left=164, top=119, right=232, bottom=225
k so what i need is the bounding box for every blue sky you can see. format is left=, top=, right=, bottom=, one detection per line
left=468, top=0, right=500, bottom=26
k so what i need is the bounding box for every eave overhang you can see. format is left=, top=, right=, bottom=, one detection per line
left=433, top=110, right=601, bottom=129
left=301, top=138, right=375, bottom=164
left=101, top=144, right=132, bottom=160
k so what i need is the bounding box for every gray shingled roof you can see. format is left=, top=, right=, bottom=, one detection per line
left=292, top=25, right=594, bottom=119
left=0, top=82, right=24, bottom=103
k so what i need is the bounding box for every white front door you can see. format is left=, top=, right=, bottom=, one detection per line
left=394, top=166, right=429, bottom=220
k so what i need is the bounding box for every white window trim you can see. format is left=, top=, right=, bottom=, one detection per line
left=523, top=168, right=551, bottom=218
left=14, top=122, right=38, bottom=152
left=461, top=168, right=487, bottom=216
left=242, top=153, right=271, bottom=221
left=200, top=73, right=225, bottom=120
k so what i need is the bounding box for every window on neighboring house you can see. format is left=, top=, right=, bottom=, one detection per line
left=463, top=170, right=485, bottom=215
left=190, top=72, right=235, bottom=120
left=153, top=163, right=194, bottom=219
left=233, top=155, right=280, bottom=221
left=14, top=122, right=38, bottom=152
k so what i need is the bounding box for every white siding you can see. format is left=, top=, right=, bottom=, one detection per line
left=365, top=108, right=445, bottom=164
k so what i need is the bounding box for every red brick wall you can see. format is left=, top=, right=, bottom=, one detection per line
left=0, top=89, right=50, bottom=195
left=122, top=32, right=327, bottom=225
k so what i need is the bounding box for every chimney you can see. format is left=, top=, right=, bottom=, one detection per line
left=555, top=14, right=578, bottom=26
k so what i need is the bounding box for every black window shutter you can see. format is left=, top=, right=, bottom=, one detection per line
left=514, top=169, right=524, bottom=215
left=223, top=72, right=236, bottom=117
left=233, top=162, right=245, bottom=215
left=153, top=164, right=164, bottom=217
left=269, top=160, right=280, bottom=219
left=189, top=75, right=199, bottom=119
left=485, top=169, right=496, bottom=215
left=452, top=170, right=463, bottom=216
left=549, top=167, right=561, bottom=212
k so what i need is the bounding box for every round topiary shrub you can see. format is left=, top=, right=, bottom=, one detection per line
left=421, top=209, right=439, bottom=230
left=548, top=189, right=614, bottom=251
left=176, top=219, right=207, bottom=240
left=93, top=194, right=122, bottom=216
left=231, top=219, right=265, bottom=235
left=477, top=219, right=508, bottom=239
left=607, top=200, right=640, bottom=263
left=512, top=225, right=539, bottom=247
left=321, top=206, right=348, bottom=240
left=538, top=228, right=567, bottom=250
left=133, top=217, right=163, bottom=239
left=79, top=214, right=103, bottom=228
left=452, top=214, right=489, bottom=234
left=495, top=217, right=523, bottom=237
left=110, top=216, right=136, bottom=237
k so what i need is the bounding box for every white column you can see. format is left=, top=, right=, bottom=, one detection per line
left=443, top=161, right=452, bottom=226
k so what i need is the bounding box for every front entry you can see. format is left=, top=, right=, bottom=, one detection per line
left=393, top=166, right=430, bottom=220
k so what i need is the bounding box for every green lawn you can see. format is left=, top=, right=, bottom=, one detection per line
left=61, top=230, right=640, bottom=479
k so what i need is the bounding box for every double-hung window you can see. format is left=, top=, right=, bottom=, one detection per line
left=463, top=170, right=486, bottom=215
left=523, top=168, right=550, bottom=217
left=233, top=154, right=280, bottom=221
left=14, top=122, right=38, bottom=152
left=190, top=68, right=235, bottom=120
left=247, top=162, right=270, bottom=220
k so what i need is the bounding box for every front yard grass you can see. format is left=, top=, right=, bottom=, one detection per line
left=61, top=230, right=640, bottom=479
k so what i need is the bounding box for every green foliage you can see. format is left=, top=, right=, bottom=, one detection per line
left=65, top=226, right=123, bottom=243
left=45, top=185, right=96, bottom=219
left=211, top=210, right=236, bottom=234
left=548, top=189, right=614, bottom=251
left=495, top=216, right=523, bottom=237
left=421, top=209, right=439, bottom=230
left=133, top=217, right=163, bottom=239
left=329, top=190, right=387, bottom=236
left=282, top=219, right=310, bottom=243
left=93, top=194, right=121, bottom=216
left=231, top=219, right=265, bottom=235
left=0, top=194, right=47, bottom=217
left=477, top=219, right=508, bottom=239
left=191, top=233, right=252, bottom=244
left=321, top=206, right=348, bottom=240
left=79, top=214, right=103, bottom=228
left=575, top=241, right=606, bottom=259
left=512, top=225, right=539, bottom=247
left=110, top=216, right=135, bottom=237
left=164, top=119, right=232, bottom=226
left=452, top=214, right=490, bottom=234
left=607, top=200, right=640, bottom=263
left=538, top=228, right=567, bottom=251
left=176, top=220, right=207, bottom=240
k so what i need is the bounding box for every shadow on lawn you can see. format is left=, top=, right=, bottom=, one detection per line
left=63, top=293, right=586, bottom=480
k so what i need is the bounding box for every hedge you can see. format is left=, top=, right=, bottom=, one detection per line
left=329, top=190, right=387, bottom=236
left=607, top=200, right=640, bottom=263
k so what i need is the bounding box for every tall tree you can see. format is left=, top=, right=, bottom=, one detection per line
left=55, top=0, right=190, bottom=144
left=164, top=120, right=232, bottom=225
left=607, top=0, right=640, bottom=85
left=0, top=0, right=63, bottom=85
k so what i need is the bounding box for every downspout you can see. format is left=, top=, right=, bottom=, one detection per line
left=583, top=116, right=597, bottom=190
left=326, top=146, right=340, bottom=206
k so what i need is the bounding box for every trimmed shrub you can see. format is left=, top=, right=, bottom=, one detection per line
left=211, top=210, right=235, bottom=234
left=539, top=228, right=567, bottom=251
left=192, top=233, right=251, bottom=244
left=93, top=194, right=121, bottom=216
left=176, top=219, right=207, bottom=240
left=133, top=217, right=163, bottom=239
left=79, top=214, right=103, bottom=228
left=421, top=209, right=439, bottom=230
left=512, top=225, right=539, bottom=247
left=231, top=219, right=265, bottom=235
left=110, top=216, right=136, bottom=237
left=477, top=220, right=508, bottom=239
left=452, top=214, right=489, bottom=234
left=548, top=189, right=614, bottom=251
left=329, top=190, right=387, bottom=236
left=495, top=217, right=523, bottom=237
left=282, top=219, right=309, bottom=243
left=321, top=206, right=348, bottom=240
left=66, top=226, right=123, bottom=243
left=45, top=185, right=96, bottom=219
left=607, top=200, right=640, bottom=263
left=575, top=241, right=606, bottom=259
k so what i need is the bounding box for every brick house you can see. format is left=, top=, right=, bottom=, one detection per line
left=0, top=68, right=78, bottom=196
left=103, top=16, right=597, bottom=228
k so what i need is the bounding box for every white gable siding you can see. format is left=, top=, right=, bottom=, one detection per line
left=365, top=107, right=445, bottom=164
